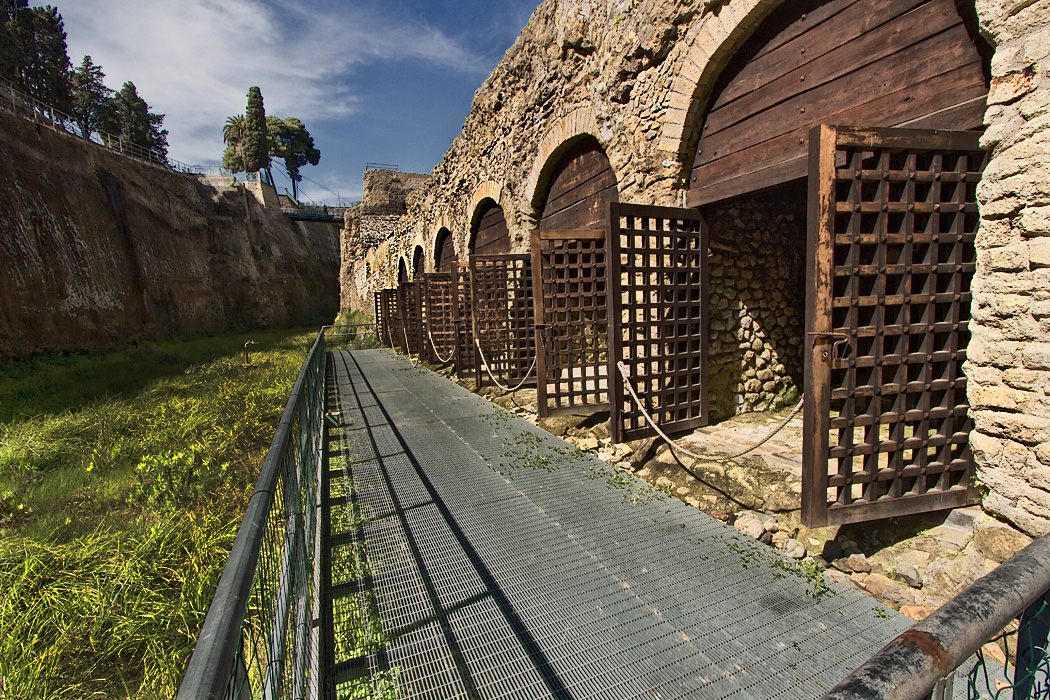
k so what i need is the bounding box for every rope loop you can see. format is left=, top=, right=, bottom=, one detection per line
left=474, top=337, right=537, bottom=393
left=615, top=361, right=803, bottom=462
left=427, top=328, right=456, bottom=364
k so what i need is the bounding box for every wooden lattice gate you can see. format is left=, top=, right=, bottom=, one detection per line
left=397, top=281, right=422, bottom=357
left=422, top=272, right=456, bottom=365
left=380, top=289, right=402, bottom=353
left=374, top=291, right=388, bottom=348
left=470, top=254, right=536, bottom=390
left=452, top=262, right=475, bottom=381
left=803, top=125, right=984, bottom=527
left=608, top=203, right=709, bottom=443
left=531, top=229, right=609, bottom=417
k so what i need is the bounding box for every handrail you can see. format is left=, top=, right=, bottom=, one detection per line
left=176, top=328, right=328, bottom=700
left=0, top=76, right=227, bottom=176
left=824, top=533, right=1050, bottom=699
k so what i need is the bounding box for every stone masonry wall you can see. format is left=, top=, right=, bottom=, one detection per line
left=704, top=184, right=805, bottom=420
left=340, top=0, right=1050, bottom=537
left=967, top=0, right=1050, bottom=537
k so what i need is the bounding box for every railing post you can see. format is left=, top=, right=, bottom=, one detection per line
left=1014, top=592, right=1050, bottom=699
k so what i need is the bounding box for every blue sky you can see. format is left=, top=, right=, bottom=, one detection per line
left=61, top=0, right=540, bottom=204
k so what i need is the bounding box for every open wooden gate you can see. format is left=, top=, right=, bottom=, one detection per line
left=452, top=262, right=475, bottom=381
left=608, top=203, right=709, bottom=443
left=531, top=229, right=609, bottom=417
left=374, top=291, right=388, bottom=347
left=397, top=281, right=422, bottom=357
left=380, top=288, right=402, bottom=353
left=803, top=125, right=984, bottom=527
left=470, top=254, right=536, bottom=390
left=422, top=272, right=456, bottom=365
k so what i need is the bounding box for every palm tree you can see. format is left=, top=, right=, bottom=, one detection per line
left=222, top=114, right=246, bottom=173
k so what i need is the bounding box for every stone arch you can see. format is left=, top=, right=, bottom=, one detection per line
left=468, top=198, right=511, bottom=256
left=434, top=227, right=457, bottom=272
left=397, top=256, right=408, bottom=283
left=533, top=134, right=618, bottom=231
left=665, top=0, right=992, bottom=203
left=466, top=181, right=503, bottom=227
left=659, top=0, right=781, bottom=170
left=524, top=107, right=607, bottom=211
left=412, top=245, right=425, bottom=277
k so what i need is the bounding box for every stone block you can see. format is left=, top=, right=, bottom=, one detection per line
left=1020, top=204, right=1050, bottom=237
left=1022, top=342, right=1050, bottom=370
left=1003, top=368, right=1043, bottom=390
left=974, top=411, right=1050, bottom=445
left=982, top=245, right=1029, bottom=271
left=984, top=492, right=1050, bottom=538
left=1032, top=238, right=1050, bottom=268
left=975, top=517, right=1034, bottom=562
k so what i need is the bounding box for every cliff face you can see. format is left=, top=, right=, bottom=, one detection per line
left=0, top=108, right=339, bottom=356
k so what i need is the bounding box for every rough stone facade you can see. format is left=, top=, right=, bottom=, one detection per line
left=340, top=0, right=1050, bottom=538
left=339, top=169, right=429, bottom=312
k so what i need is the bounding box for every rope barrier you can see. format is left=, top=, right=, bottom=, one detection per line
left=427, top=327, right=456, bottom=364
left=401, top=323, right=416, bottom=362
left=474, top=337, right=538, bottom=393
left=615, top=361, right=804, bottom=463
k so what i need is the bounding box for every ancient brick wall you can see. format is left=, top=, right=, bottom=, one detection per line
left=339, top=0, right=1050, bottom=537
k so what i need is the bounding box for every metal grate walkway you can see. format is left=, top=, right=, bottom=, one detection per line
left=323, top=349, right=915, bottom=699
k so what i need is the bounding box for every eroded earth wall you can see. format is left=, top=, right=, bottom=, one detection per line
left=0, top=108, right=340, bottom=356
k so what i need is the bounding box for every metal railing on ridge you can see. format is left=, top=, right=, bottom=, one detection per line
left=0, top=76, right=227, bottom=176
left=176, top=329, right=327, bottom=700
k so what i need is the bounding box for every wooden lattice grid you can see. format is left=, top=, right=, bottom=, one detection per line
left=422, top=272, right=456, bottom=364
left=804, top=125, right=984, bottom=526
left=374, top=291, right=388, bottom=348
left=532, top=229, right=610, bottom=416
left=380, top=289, right=402, bottom=353
left=452, top=262, right=475, bottom=380
left=397, top=281, right=422, bottom=357
left=608, top=203, right=709, bottom=443
left=470, top=254, right=536, bottom=389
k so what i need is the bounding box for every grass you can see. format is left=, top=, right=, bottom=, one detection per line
left=0, top=327, right=316, bottom=699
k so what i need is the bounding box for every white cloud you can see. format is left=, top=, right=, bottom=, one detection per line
left=61, top=0, right=490, bottom=165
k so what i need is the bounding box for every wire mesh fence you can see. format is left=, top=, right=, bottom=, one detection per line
left=176, top=329, right=327, bottom=700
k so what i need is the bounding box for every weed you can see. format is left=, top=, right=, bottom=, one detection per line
left=0, top=329, right=313, bottom=697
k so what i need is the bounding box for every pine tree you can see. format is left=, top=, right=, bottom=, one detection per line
left=70, top=55, right=111, bottom=138
left=266, top=116, right=320, bottom=200
left=108, top=81, right=168, bottom=160
left=242, top=86, right=269, bottom=174
left=5, top=4, right=71, bottom=110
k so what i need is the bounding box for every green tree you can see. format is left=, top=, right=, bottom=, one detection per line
left=3, top=3, right=71, bottom=110
left=0, top=1, right=28, bottom=82
left=266, top=116, right=320, bottom=200
left=70, top=55, right=112, bottom=138
left=221, top=114, right=246, bottom=173
left=241, top=86, right=269, bottom=175
left=107, top=81, right=168, bottom=160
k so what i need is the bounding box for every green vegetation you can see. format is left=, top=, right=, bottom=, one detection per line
left=2, top=1, right=168, bottom=157
left=223, top=89, right=321, bottom=200
left=0, top=328, right=314, bottom=698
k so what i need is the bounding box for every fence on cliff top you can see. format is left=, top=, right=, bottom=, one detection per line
left=0, top=77, right=225, bottom=176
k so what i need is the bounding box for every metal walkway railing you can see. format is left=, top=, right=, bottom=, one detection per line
left=176, top=330, right=327, bottom=700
